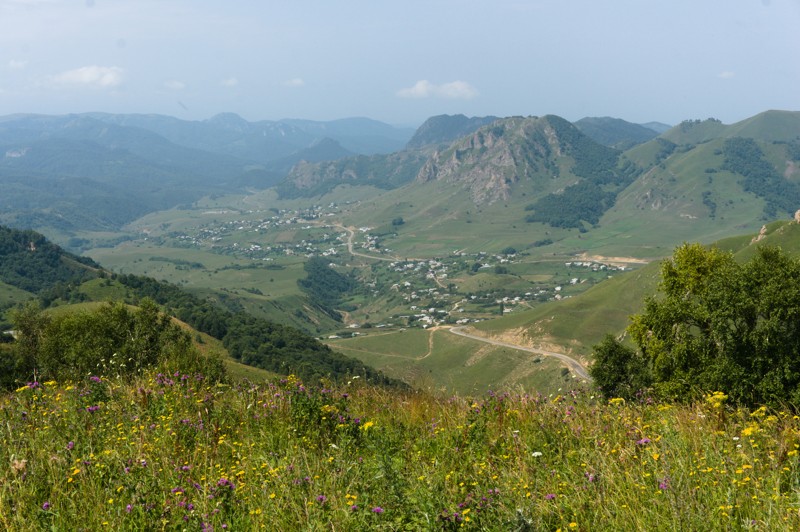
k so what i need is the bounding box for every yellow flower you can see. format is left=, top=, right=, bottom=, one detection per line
left=705, top=391, right=728, bottom=408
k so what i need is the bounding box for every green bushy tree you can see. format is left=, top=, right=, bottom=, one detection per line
left=8, top=299, right=225, bottom=384
left=593, top=243, right=800, bottom=406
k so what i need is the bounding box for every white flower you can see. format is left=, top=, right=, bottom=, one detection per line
left=532, top=451, right=543, bottom=458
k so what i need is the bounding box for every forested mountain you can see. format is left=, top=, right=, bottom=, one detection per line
left=84, top=112, right=413, bottom=161
left=574, top=116, right=661, bottom=150
left=0, top=225, right=98, bottom=294
left=0, top=113, right=413, bottom=236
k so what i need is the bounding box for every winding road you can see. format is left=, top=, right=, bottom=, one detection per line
left=449, top=326, right=591, bottom=381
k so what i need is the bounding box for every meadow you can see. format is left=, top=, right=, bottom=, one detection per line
left=328, top=328, right=573, bottom=395
left=3, top=371, right=800, bottom=530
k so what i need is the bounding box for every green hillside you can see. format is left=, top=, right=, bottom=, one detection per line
left=0, top=225, right=403, bottom=389
left=475, top=220, right=800, bottom=361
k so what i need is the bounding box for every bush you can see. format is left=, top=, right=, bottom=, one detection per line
left=8, top=299, right=225, bottom=384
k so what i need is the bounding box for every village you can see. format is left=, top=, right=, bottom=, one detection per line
left=134, top=202, right=634, bottom=331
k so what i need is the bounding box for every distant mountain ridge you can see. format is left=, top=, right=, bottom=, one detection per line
left=85, top=112, right=414, bottom=162
left=574, top=116, right=661, bottom=150
left=0, top=112, right=414, bottom=235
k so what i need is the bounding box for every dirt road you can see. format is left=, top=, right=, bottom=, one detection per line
left=449, top=326, right=591, bottom=381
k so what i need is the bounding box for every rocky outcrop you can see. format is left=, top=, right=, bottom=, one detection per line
left=414, top=116, right=567, bottom=204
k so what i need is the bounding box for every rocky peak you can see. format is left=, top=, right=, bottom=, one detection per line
left=414, top=116, right=569, bottom=205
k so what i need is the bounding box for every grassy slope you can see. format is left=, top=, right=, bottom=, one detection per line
left=39, top=297, right=278, bottom=384
left=0, top=281, right=33, bottom=309
left=327, top=328, right=573, bottom=395
left=476, top=221, right=800, bottom=361
left=566, top=139, right=766, bottom=258
left=87, top=238, right=341, bottom=334
left=475, top=262, right=662, bottom=358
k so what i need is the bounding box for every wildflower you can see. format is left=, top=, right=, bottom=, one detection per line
left=545, top=494, right=556, bottom=500
left=126, top=504, right=132, bottom=513
left=636, top=437, right=651, bottom=445
left=316, top=495, right=327, bottom=504
left=372, top=506, right=384, bottom=514
left=42, top=502, right=51, bottom=511
left=705, top=391, right=728, bottom=409
left=532, top=451, right=543, bottom=458
left=66, top=441, right=74, bottom=450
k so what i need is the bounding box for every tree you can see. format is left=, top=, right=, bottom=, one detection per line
left=590, top=334, right=650, bottom=399
left=597, top=243, right=800, bottom=406
left=9, top=299, right=223, bottom=383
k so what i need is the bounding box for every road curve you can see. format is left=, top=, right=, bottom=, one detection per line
left=449, top=326, right=592, bottom=381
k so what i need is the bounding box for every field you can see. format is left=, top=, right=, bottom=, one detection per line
left=327, top=328, right=575, bottom=395
left=0, top=281, right=32, bottom=310
left=3, top=372, right=800, bottom=529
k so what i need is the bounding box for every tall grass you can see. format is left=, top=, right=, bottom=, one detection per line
left=2, top=373, right=800, bottom=530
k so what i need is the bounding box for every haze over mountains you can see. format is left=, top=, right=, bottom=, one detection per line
left=2, top=108, right=800, bottom=260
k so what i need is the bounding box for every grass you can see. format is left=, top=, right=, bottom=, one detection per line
left=3, top=373, right=800, bottom=529
left=0, top=281, right=33, bottom=309
left=328, top=328, right=578, bottom=395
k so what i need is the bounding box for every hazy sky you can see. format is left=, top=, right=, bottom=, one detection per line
left=1, top=0, right=798, bottom=126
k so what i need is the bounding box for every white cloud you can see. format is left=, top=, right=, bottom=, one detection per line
left=397, top=80, right=478, bottom=100
left=220, top=77, right=239, bottom=87
left=718, top=71, right=735, bottom=79
left=8, top=59, right=28, bottom=70
left=164, top=79, right=186, bottom=90
left=283, top=77, right=305, bottom=88
left=49, top=65, right=123, bottom=88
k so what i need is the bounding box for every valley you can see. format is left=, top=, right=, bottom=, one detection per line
left=4, top=109, right=800, bottom=395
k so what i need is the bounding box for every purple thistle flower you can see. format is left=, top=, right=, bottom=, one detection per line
left=66, top=441, right=74, bottom=450
left=372, top=506, right=384, bottom=514
left=316, top=495, right=327, bottom=504
left=636, top=437, right=651, bottom=445
left=42, top=501, right=51, bottom=510
left=90, top=376, right=102, bottom=383
left=126, top=504, right=133, bottom=513
left=545, top=493, right=556, bottom=500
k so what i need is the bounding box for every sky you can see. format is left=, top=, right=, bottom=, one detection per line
left=1, top=0, right=798, bottom=127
